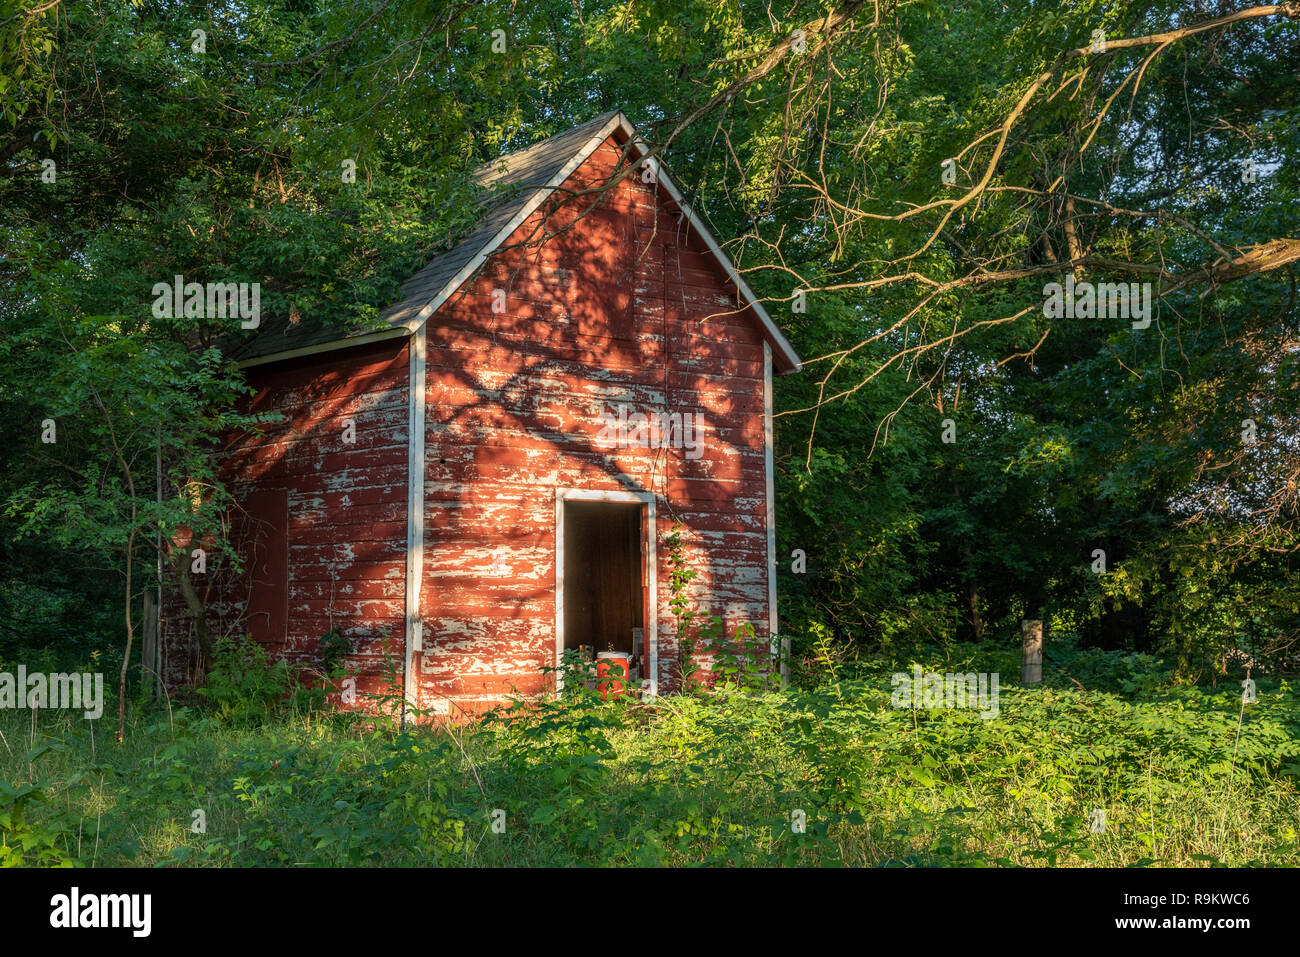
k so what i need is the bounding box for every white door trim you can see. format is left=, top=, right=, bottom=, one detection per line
left=554, top=488, right=658, bottom=697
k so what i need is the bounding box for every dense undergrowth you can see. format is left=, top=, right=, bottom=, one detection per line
left=1, top=640, right=1297, bottom=867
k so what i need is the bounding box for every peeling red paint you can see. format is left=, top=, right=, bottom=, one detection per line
left=165, top=131, right=778, bottom=716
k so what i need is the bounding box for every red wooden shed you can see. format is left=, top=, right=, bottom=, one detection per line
left=163, top=111, right=802, bottom=718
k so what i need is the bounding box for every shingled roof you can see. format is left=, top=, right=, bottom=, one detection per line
left=230, top=111, right=802, bottom=373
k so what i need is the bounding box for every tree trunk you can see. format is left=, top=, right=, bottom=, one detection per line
left=117, top=526, right=135, bottom=742
left=141, top=591, right=158, bottom=697
left=171, top=548, right=213, bottom=680
left=967, top=580, right=984, bottom=642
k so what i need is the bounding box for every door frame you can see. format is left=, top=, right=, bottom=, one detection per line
left=554, top=488, right=658, bottom=697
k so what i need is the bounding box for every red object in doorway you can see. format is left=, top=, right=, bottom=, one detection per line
left=596, top=651, right=631, bottom=700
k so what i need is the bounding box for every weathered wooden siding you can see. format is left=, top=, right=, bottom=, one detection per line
left=162, top=339, right=410, bottom=699
left=416, top=132, right=772, bottom=715
left=163, top=131, right=776, bottom=718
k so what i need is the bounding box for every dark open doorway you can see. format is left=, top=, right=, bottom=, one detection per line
left=562, top=500, right=644, bottom=657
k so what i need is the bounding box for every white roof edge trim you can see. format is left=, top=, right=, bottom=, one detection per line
left=235, top=323, right=415, bottom=369
left=412, top=112, right=627, bottom=327
left=621, top=123, right=803, bottom=374
left=414, top=111, right=803, bottom=374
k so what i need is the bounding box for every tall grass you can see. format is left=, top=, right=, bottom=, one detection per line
left=1, top=643, right=1296, bottom=866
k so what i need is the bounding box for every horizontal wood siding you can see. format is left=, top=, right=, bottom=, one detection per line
left=162, top=132, right=776, bottom=717
left=417, top=133, right=771, bottom=714
left=162, top=339, right=409, bottom=700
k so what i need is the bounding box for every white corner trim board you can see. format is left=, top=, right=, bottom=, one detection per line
left=403, top=324, right=427, bottom=724
left=763, top=342, right=778, bottom=651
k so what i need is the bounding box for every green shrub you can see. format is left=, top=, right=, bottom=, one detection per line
left=195, top=634, right=305, bottom=725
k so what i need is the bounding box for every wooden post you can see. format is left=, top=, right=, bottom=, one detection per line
left=1021, top=619, right=1043, bottom=684
left=141, top=590, right=158, bottom=696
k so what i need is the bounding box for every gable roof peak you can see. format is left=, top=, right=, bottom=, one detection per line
left=233, top=111, right=801, bottom=374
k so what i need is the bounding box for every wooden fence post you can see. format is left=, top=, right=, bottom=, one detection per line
left=1021, top=619, right=1043, bottom=683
